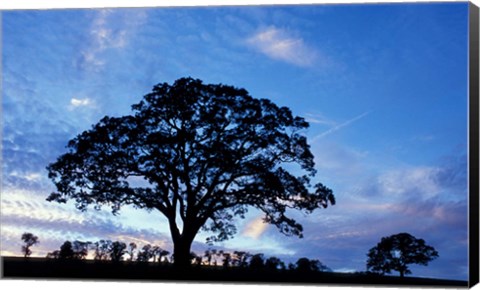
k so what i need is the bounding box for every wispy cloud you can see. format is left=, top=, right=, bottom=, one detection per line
left=311, top=111, right=371, bottom=142
left=246, top=26, right=318, bottom=67
left=304, top=113, right=337, bottom=126
left=91, top=10, right=128, bottom=50
left=77, top=9, right=147, bottom=71
left=377, top=166, right=444, bottom=199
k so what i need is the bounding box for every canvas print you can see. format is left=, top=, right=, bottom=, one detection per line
left=1, top=1, right=478, bottom=287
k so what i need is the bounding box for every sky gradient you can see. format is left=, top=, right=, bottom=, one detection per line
left=1, top=2, right=470, bottom=280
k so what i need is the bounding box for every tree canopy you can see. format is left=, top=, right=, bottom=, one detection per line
left=366, top=232, right=439, bottom=277
left=46, top=77, right=335, bottom=267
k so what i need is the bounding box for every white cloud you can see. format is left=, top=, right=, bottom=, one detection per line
left=246, top=26, right=318, bottom=67
left=70, top=97, right=94, bottom=107
left=68, top=97, right=99, bottom=112
left=242, top=216, right=268, bottom=239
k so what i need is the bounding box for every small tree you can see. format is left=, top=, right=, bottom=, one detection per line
left=159, top=249, right=170, bottom=264
left=295, top=257, right=330, bottom=272
left=94, top=240, right=112, bottom=261
left=46, top=250, right=60, bottom=259
left=137, top=244, right=154, bottom=262
left=110, top=241, right=127, bottom=262
left=204, top=249, right=213, bottom=266
left=72, top=240, right=90, bottom=259
left=21, top=232, right=39, bottom=258
left=127, top=242, right=137, bottom=261
left=191, top=252, right=202, bottom=266
left=265, top=256, right=285, bottom=271
left=59, top=241, right=75, bottom=259
left=366, top=232, right=439, bottom=277
left=249, top=253, right=265, bottom=270
left=221, top=252, right=232, bottom=268
left=211, top=249, right=219, bottom=266
left=233, top=251, right=251, bottom=268
left=151, top=246, right=161, bottom=262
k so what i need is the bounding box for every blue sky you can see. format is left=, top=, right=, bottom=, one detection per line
left=1, top=2, right=470, bottom=280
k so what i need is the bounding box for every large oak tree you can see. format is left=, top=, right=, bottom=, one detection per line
left=47, top=77, right=335, bottom=268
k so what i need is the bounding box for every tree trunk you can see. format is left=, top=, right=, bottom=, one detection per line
left=169, top=216, right=198, bottom=269
left=168, top=209, right=204, bottom=270
left=172, top=236, right=194, bottom=269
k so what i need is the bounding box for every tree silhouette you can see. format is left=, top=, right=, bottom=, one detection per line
left=94, top=240, right=112, bottom=261
left=151, top=246, right=161, bottom=263
left=137, top=244, right=154, bottom=262
left=72, top=240, right=90, bottom=259
left=233, top=251, right=251, bottom=268
left=46, top=250, right=60, bottom=259
left=21, top=232, right=39, bottom=258
left=249, top=253, right=265, bottom=270
left=295, top=257, right=331, bottom=272
left=211, top=249, right=219, bottom=266
left=221, top=252, right=232, bottom=268
left=59, top=241, right=75, bottom=259
left=127, top=242, right=137, bottom=261
left=110, top=241, right=127, bottom=262
left=204, top=249, right=213, bottom=266
left=366, top=232, right=439, bottom=277
left=46, top=240, right=90, bottom=260
left=191, top=252, right=202, bottom=266
left=159, top=249, right=170, bottom=264
left=265, top=256, right=285, bottom=271
left=46, top=77, right=335, bottom=268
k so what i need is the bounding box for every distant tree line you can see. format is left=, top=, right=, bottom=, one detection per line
left=42, top=238, right=331, bottom=273
left=20, top=232, right=330, bottom=272
left=193, top=250, right=331, bottom=273
left=45, top=240, right=171, bottom=263
left=20, top=231, right=438, bottom=277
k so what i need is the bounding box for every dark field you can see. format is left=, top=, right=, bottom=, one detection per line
left=1, top=257, right=468, bottom=287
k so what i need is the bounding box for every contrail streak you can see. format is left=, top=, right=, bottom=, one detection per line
left=311, top=111, right=371, bottom=143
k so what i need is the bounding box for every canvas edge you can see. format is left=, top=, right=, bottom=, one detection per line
left=469, top=1, right=480, bottom=288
